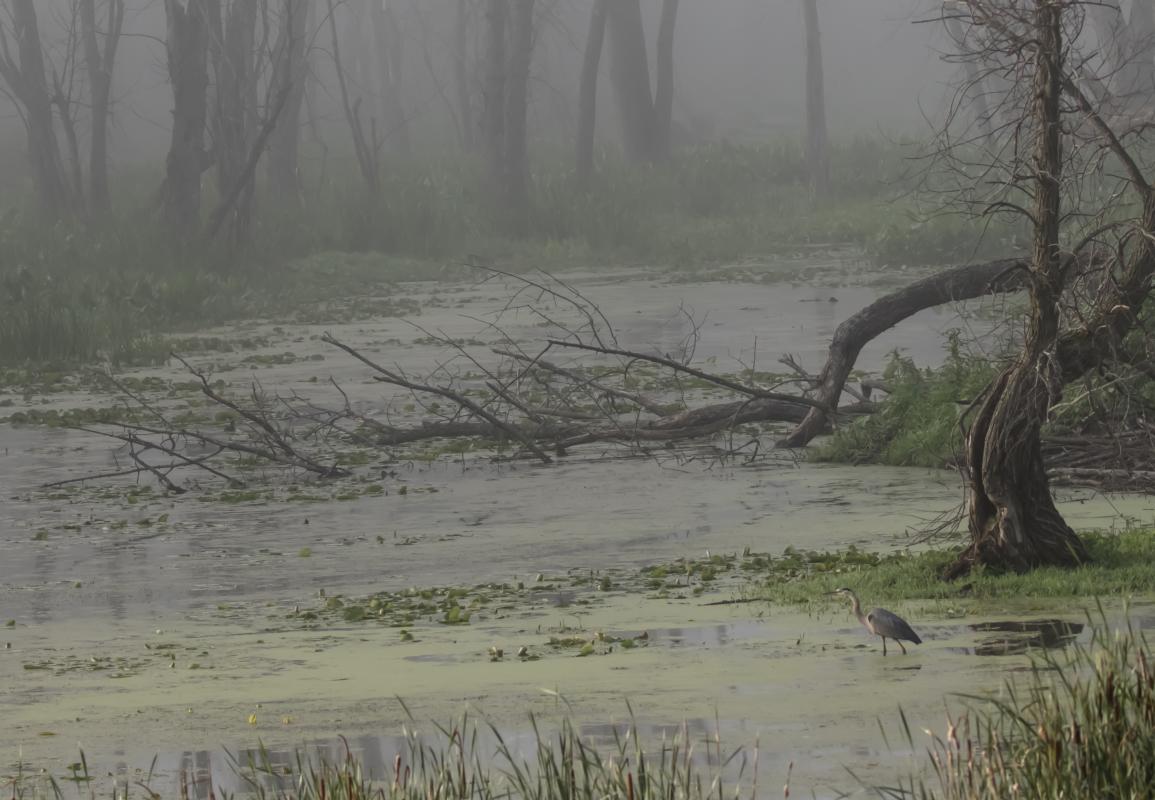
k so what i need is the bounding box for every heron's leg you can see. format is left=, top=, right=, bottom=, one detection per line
left=898, top=640, right=907, bottom=655
left=881, top=637, right=887, bottom=656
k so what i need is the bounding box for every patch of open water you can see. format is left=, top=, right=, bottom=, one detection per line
left=0, top=265, right=1150, bottom=796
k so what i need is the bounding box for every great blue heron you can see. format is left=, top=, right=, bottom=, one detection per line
left=830, top=587, right=922, bottom=656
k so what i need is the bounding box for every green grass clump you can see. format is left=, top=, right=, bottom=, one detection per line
left=901, top=610, right=1155, bottom=798
left=815, top=333, right=1000, bottom=468
left=755, top=528, right=1155, bottom=607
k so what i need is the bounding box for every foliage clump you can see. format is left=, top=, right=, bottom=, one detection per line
left=815, top=332, right=999, bottom=468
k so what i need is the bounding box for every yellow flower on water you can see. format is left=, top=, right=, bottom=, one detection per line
left=247, top=713, right=258, bottom=726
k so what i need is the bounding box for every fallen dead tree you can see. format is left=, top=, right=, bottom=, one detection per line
left=52, top=257, right=1155, bottom=495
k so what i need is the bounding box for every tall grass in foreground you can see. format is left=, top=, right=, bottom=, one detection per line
left=5, top=614, right=1154, bottom=799
left=5, top=714, right=764, bottom=800
left=895, top=608, right=1155, bottom=799
left=239, top=715, right=758, bottom=800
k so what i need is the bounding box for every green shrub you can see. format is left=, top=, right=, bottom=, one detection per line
left=815, top=332, right=1001, bottom=468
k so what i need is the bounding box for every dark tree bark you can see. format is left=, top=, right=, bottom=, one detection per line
left=369, top=0, right=410, bottom=156
left=159, top=0, right=212, bottom=233
left=575, top=0, right=608, bottom=186
left=0, top=0, right=70, bottom=217
left=482, top=0, right=507, bottom=187
left=779, top=258, right=1030, bottom=449
left=801, top=0, right=829, bottom=198
left=267, top=0, right=310, bottom=206
left=453, top=0, right=474, bottom=152
left=652, top=0, right=679, bottom=160
left=605, top=0, right=654, bottom=162
left=80, top=0, right=124, bottom=214
left=502, top=0, right=535, bottom=225
left=948, top=2, right=1089, bottom=578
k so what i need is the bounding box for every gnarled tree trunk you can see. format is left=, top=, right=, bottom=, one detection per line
left=948, top=1, right=1088, bottom=578
left=575, top=0, right=608, bottom=186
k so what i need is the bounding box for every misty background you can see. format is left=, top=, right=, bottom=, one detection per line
left=0, top=0, right=953, bottom=189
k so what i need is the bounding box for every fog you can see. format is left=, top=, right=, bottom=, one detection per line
left=1, top=0, right=955, bottom=177
left=7, top=2, right=1155, bottom=797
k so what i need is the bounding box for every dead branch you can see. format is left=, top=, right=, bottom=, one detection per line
left=494, top=348, right=669, bottom=417
left=321, top=333, right=555, bottom=463
left=173, top=352, right=348, bottom=476
left=545, top=339, right=830, bottom=411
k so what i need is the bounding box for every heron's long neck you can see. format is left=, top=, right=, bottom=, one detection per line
left=849, top=594, right=866, bottom=625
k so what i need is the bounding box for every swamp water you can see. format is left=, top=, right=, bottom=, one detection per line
left=2, top=262, right=1153, bottom=797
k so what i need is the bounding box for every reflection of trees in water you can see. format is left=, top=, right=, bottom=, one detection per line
left=968, top=619, right=1084, bottom=657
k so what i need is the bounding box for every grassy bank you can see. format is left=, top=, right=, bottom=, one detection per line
left=0, top=139, right=1018, bottom=368
left=751, top=527, right=1155, bottom=609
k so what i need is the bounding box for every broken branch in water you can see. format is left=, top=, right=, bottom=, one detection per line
left=545, top=338, right=830, bottom=411
left=320, top=332, right=556, bottom=464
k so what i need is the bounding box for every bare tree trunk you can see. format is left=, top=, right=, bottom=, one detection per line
left=575, top=0, right=608, bottom=186
left=652, top=0, right=678, bottom=161
left=0, top=0, right=70, bottom=217
left=801, top=0, right=829, bottom=198
left=453, top=0, right=474, bottom=152
left=209, top=0, right=260, bottom=246
left=502, top=0, right=534, bottom=227
left=159, top=0, right=212, bottom=233
left=267, top=0, right=309, bottom=206
left=327, top=0, right=379, bottom=196
left=949, top=2, right=1088, bottom=578
left=369, top=0, right=410, bottom=156
left=482, top=0, right=507, bottom=188
left=80, top=0, right=123, bottom=214
left=605, top=0, right=654, bottom=162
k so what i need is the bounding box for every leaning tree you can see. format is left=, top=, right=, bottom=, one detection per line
left=925, top=0, right=1155, bottom=576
